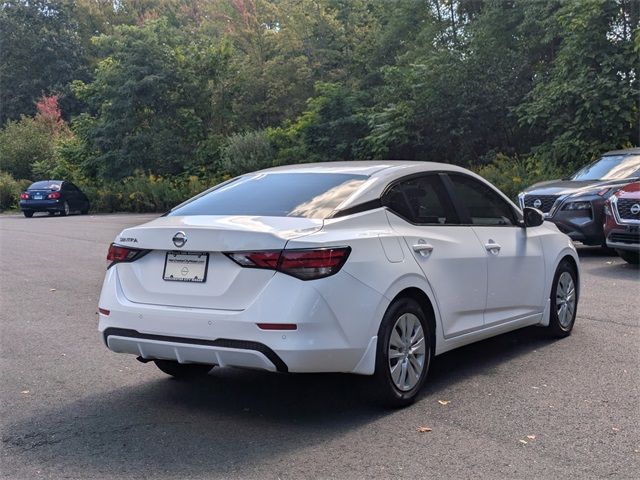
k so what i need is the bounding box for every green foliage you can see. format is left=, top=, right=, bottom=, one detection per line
left=269, top=82, right=370, bottom=165
left=474, top=154, right=564, bottom=202
left=516, top=0, right=639, bottom=168
left=220, top=130, right=274, bottom=177
left=0, top=0, right=638, bottom=214
left=79, top=172, right=225, bottom=213
left=0, top=117, right=54, bottom=179
left=0, top=171, right=30, bottom=211
left=74, top=19, right=230, bottom=178
left=0, top=0, right=87, bottom=124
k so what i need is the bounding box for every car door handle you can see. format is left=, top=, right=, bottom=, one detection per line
left=412, top=243, right=434, bottom=256
left=484, top=242, right=501, bottom=254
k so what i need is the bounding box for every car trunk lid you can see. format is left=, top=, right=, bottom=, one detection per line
left=114, top=215, right=323, bottom=310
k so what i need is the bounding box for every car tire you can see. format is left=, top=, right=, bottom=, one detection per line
left=368, top=297, right=432, bottom=408
left=154, top=360, right=213, bottom=379
left=23, top=211, right=33, bottom=218
left=59, top=201, right=70, bottom=216
left=547, top=260, right=578, bottom=338
left=616, top=249, right=639, bottom=265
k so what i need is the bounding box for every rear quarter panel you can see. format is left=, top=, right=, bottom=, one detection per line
left=284, top=209, right=443, bottom=346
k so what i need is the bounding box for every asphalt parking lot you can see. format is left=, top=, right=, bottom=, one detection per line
left=1, top=213, right=639, bottom=479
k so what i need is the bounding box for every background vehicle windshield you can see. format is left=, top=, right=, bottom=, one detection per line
left=571, top=155, right=640, bottom=181
left=169, top=172, right=368, bottom=219
left=28, top=181, right=61, bottom=190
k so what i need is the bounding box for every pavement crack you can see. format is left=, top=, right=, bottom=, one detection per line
left=577, top=315, right=639, bottom=328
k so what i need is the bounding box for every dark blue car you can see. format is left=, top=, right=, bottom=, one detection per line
left=19, top=180, right=90, bottom=218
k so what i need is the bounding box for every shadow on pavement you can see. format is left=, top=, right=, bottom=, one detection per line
left=575, top=245, right=640, bottom=279
left=3, top=326, right=553, bottom=477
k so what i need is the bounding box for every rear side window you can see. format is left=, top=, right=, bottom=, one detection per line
left=448, top=174, right=517, bottom=226
left=383, top=175, right=457, bottom=224
left=169, top=172, right=368, bottom=219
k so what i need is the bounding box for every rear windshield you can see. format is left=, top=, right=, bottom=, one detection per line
left=571, top=155, right=640, bottom=181
left=28, top=181, right=61, bottom=190
left=169, top=172, right=368, bottom=219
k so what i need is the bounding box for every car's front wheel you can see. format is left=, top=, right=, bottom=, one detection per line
left=616, top=249, right=639, bottom=265
left=153, top=360, right=213, bottom=379
left=369, top=297, right=432, bottom=408
left=547, top=260, right=578, bottom=338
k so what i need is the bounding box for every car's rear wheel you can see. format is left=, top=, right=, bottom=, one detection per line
left=547, top=260, right=578, bottom=338
left=369, top=297, right=432, bottom=408
left=23, top=211, right=33, bottom=218
left=154, top=360, right=213, bottom=379
left=616, top=249, right=639, bottom=265
left=59, top=201, right=70, bottom=216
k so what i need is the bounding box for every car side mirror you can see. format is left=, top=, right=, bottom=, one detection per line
left=523, top=207, right=544, bottom=228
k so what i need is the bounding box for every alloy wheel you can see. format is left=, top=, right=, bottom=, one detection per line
left=388, top=313, right=426, bottom=391
left=556, top=271, right=576, bottom=328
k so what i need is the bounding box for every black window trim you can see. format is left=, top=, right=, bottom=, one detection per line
left=442, top=172, right=522, bottom=227
left=330, top=170, right=523, bottom=227
left=378, top=172, right=460, bottom=226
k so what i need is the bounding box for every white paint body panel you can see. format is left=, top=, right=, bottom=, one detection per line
left=98, top=161, right=580, bottom=374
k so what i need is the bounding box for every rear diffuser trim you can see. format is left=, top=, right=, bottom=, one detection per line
left=103, top=327, right=288, bottom=372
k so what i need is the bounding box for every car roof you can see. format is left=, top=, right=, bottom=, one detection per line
left=603, top=147, right=640, bottom=156
left=257, top=160, right=517, bottom=214
left=258, top=160, right=470, bottom=178
left=28, top=180, right=64, bottom=187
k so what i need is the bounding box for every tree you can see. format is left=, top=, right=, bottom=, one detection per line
left=0, top=0, right=87, bottom=124
left=517, top=0, right=639, bottom=168
left=0, top=95, right=69, bottom=178
left=75, top=19, right=229, bottom=178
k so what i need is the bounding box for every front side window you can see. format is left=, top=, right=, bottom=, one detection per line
left=383, top=175, right=457, bottom=224
left=448, top=174, right=517, bottom=226
left=169, top=172, right=368, bottom=219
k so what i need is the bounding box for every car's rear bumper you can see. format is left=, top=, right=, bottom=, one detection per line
left=19, top=199, right=64, bottom=212
left=104, top=327, right=287, bottom=372
left=98, top=265, right=386, bottom=374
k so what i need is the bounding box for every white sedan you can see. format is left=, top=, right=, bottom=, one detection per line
left=98, top=161, right=579, bottom=407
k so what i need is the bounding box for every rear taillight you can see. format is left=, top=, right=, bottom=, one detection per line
left=106, top=243, right=148, bottom=268
left=47, top=191, right=61, bottom=199
left=20, top=192, right=29, bottom=200
left=225, top=247, right=351, bottom=280
left=279, top=248, right=351, bottom=280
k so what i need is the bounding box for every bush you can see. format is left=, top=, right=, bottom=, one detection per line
left=0, top=170, right=30, bottom=211
left=220, top=130, right=274, bottom=177
left=474, top=154, right=563, bottom=201
left=78, top=172, right=227, bottom=213
left=0, top=117, right=54, bottom=179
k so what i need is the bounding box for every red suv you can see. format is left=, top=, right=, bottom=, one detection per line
left=604, top=182, right=640, bottom=264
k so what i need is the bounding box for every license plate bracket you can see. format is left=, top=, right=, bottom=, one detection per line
left=163, top=251, right=209, bottom=283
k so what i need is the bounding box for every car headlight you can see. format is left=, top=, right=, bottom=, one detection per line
left=562, top=201, right=591, bottom=211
